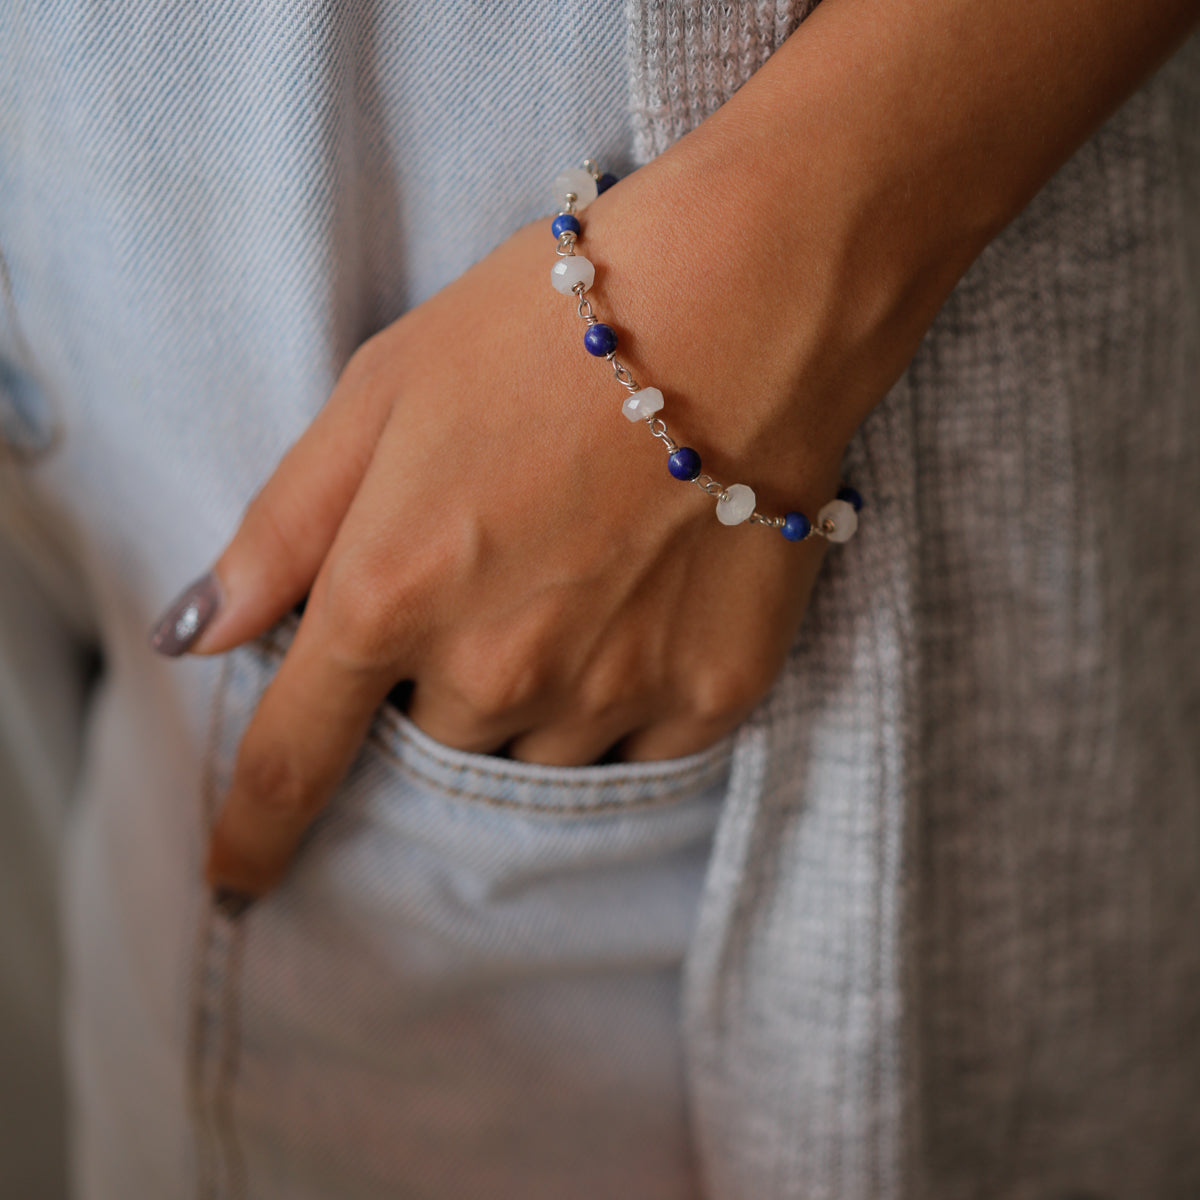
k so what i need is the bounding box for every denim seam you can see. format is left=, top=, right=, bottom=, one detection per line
left=212, top=918, right=249, bottom=1200
left=372, top=713, right=730, bottom=793
left=364, top=728, right=731, bottom=815
left=187, top=905, right=219, bottom=1197
left=187, top=654, right=249, bottom=1199
left=187, top=654, right=229, bottom=1194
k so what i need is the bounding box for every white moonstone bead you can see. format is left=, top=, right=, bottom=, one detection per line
left=621, top=386, right=665, bottom=422
left=550, top=255, right=595, bottom=295
left=553, top=168, right=598, bottom=211
left=817, top=498, right=858, bottom=542
left=716, top=483, right=757, bottom=526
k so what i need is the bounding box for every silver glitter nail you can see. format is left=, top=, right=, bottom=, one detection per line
left=149, top=571, right=221, bottom=656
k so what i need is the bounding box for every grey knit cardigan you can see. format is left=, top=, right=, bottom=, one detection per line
left=625, top=4, right=1200, bottom=1198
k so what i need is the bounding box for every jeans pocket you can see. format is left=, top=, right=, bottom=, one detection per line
left=189, top=615, right=744, bottom=1199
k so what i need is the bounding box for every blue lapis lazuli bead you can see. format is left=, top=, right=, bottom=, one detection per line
left=584, top=323, right=618, bottom=356
left=552, top=213, right=581, bottom=239
left=781, top=511, right=811, bottom=541
left=837, top=485, right=863, bottom=512
left=597, top=172, right=618, bottom=194
left=668, top=447, right=702, bottom=481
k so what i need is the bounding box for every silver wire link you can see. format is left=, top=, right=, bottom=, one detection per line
left=555, top=230, right=578, bottom=257
left=582, top=159, right=601, bottom=180
left=572, top=283, right=597, bottom=324
left=647, top=417, right=677, bottom=454
left=610, top=357, right=638, bottom=392
left=750, top=512, right=790, bottom=530
left=693, top=475, right=727, bottom=498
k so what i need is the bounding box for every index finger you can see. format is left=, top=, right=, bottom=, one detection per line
left=204, top=602, right=401, bottom=899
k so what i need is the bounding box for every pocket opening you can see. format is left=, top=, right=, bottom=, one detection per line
left=226, top=615, right=736, bottom=817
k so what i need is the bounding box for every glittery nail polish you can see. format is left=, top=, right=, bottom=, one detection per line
left=149, top=571, right=221, bottom=656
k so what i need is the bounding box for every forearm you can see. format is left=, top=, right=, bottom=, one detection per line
left=753, top=0, right=1198, bottom=395
left=772, top=0, right=1195, bottom=228
left=737, top=0, right=1198, bottom=254
left=594, top=0, right=1198, bottom=475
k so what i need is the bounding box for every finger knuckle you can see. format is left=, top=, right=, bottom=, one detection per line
left=459, top=669, right=537, bottom=721
left=576, top=658, right=640, bottom=723
left=236, top=488, right=312, bottom=594
left=688, top=659, right=775, bottom=724
left=320, top=567, right=407, bottom=670
left=447, top=641, right=546, bottom=721
left=574, top=688, right=623, bottom=726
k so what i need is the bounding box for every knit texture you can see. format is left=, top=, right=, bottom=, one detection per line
left=627, top=0, right=817, bottom=161
left=619, top=5, right=1200, bottom=1197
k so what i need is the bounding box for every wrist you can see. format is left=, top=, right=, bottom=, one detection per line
left=568, top=164, right=856, bottom=526
left=579, top=144, right=877, bottom=502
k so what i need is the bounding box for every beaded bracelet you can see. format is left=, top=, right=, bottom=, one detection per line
left=549, top=161, right=862, bottom=545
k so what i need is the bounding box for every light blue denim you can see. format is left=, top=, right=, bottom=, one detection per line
left=187, top=618, right=735, bottom=1198
left=1, top=3, right=722, bottom=1197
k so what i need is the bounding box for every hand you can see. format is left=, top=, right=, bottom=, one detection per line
left=166, top=13, right=1041, bottom=899
left=172, top=139, right=879, bottom=900
left=152, top=0, right=1198, bottom=903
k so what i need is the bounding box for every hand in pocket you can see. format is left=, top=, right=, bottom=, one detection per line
left=153, top=148, right=865, bottom=900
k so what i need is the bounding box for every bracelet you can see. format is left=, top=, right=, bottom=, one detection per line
left=549, top=161, right=862, bottom=545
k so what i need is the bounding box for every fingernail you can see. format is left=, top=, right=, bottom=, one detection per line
left=212, top=886, right=255, bottom=921
left=149, top=571, right=221, bottom=656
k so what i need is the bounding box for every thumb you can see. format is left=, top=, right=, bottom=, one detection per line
left=149, top=360, right=392, bottom=657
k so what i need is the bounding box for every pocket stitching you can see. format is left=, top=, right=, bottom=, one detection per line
left=371, top=707, right=731, bottom=793
left=364, top=721, right=730, bottom=815
left=248, top=621, right=734, bottom=803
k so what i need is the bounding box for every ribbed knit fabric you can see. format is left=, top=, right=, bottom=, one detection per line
left=620, top=6, right=1200, bottom=1198
left=626, top=0, right=817, bottom=161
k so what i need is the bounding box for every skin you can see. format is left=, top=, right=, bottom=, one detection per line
left=183, top=0, right=1200, bottom=897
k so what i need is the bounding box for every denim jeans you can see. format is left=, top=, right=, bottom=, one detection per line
left=3, top=2, right=724, bottom=1196
left=182, top=617, right=743, bottom=1197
